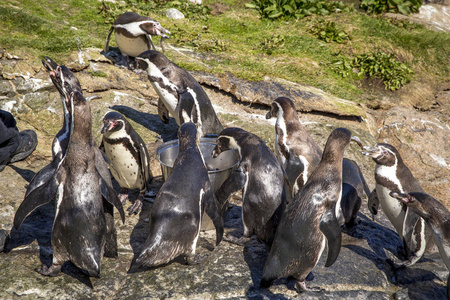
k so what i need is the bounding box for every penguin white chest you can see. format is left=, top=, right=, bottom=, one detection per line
left=115, top=32, right=150, bottom=57
left=103, top=142, right=143, bottom=189
left=376, top=184, right=405, bottom=236
left=151, top=82, right=179, bottom=123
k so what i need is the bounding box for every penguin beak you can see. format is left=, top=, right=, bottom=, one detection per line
left=101, top=121, right=113, bottom=134
left=350, top=136, right=363, bottom=149
left=361, top=145, right=382, bottom=158
left=265, top=110, right=272, bottom=119
left=156, top=24, right=170, bottom=38
left=211, top=146, right=221, bottom=159
left=389, top=192, right=410, bottom=204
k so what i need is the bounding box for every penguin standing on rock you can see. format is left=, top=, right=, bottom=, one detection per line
left=360, top=143, right=435, bottom=267
left=14, top=86, right=125, bottom=277
left=266, top=97, right=369, bottom=226
left=132, top=123, right=223, bottom=269
left=100, top=111, right=154, bottom=215
left=390, top=192, right=450, bottom=299
left=260, top=128, right=359, bottom=292
left=211, top=127, right=285, bottom=246
left=104, top=12, right=170, bottom=64
left=135, top=50, right=223, bottom=138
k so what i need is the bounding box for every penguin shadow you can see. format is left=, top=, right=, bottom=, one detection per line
left=109, top=105, right=179, bottom=142
left=342, top=213, right=443, bottom=298
left=222, top=202, right=290, bottom=299
left=5, top=166, right=53, bottom=268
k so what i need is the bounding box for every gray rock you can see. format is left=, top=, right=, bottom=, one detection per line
left=166, top=8, right=185, bottom=20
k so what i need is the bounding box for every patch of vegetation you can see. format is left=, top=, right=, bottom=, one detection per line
left=331, top=51, right=413, bottom=90
left=360, top=0, right=421, bottom=15
left=245, top=0, right=351, bottom=19
left=261, top=34, right=285, bottom=55
left=309, top=19, right=350, bottom=43
left=88, top=70, right=108, bottom=77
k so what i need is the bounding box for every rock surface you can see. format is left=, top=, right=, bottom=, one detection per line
left=0, top=48, right=449, bottom=299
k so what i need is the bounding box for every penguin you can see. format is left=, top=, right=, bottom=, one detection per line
left=211, top=127, right=285, bottom=246
left=104, top=12, right=170, bottom=59
left=135, top=50, right=223, bottom=137
left=265, top=96, right=322, bottom=196
left=260, top=128, right=358, bottom=292
left=132, top=123, right=223, bottom=268
left=361, top=143, right=435, bottom=267
left=100, top=111, right=154, bottom=215
left=266, top=97, right=369, bottom=226
left=14, top=76, right=125, bottom=277
left=390, top=192, right=450, bottom=299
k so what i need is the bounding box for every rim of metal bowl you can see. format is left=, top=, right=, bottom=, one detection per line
left=156, top=138, right=239, bottom=173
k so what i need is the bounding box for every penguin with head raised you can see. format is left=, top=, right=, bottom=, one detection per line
left=361, top=143, right=435, bottom=267
left=104, top=11, right=170, bottom=62
left=211, top=127, right=285, bottom=246
left=260, top=128, right=359, bottom=292
left=14, top=70, right=125, bottom=277
left=135, top=50, right=223, bottom=138
left=266, top=97, right=369, bottom=226
left=132, top=122, right=223, bottom=269
left=100, top=111, right=154, bottom=215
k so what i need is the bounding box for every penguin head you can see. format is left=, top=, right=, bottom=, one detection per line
left=42, top=56, right=58, bottom=71
left=178, top=122, right=198, bottom=150
left=266, top=97, right=295, bottom=120
left=321, top=128, right=352, bottom=162
left=135, top=50, right=169, bottom=74
left=362, top=143, right=399, bottom=167
left=389, top=192, right=433, bottom=219
left=101, top=111, right=126, bottom=134
left=140, top=20, right=170, bottom=37
left=49, top=65, right=82, bottom=101
left=212, top=128, right=241, bottom=159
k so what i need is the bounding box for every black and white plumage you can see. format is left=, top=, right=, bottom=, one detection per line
left=135, top=50, right=223, bottom=138
left=362, top=143, right=435, bottom=267
left=104, top=12, right=170, bottom=57
left=212, top=127, right=285, bottom=246
left=390, top=192, right=450, bottom=298
left=14, top=89, right=125, bottom=277
left=266, top=97, right=369, bottom=226
left=132, top=123, right=223, bottom=268
left=260, top=128, right=356, bottom=292
left=100, top=111, right=153, bottom=215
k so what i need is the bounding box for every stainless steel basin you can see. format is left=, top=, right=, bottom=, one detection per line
left=156, top=138, right=239, bottom=192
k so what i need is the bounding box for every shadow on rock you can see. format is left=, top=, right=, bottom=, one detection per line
left=109, top=105, right=178, bottom=141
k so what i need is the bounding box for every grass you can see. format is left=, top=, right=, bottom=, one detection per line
left=0, top=0, right=449, bottom=102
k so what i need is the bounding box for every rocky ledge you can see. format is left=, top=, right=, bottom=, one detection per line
left=0, top=48, right=448, bottom=299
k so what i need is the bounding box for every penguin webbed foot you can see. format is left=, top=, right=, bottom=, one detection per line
left=118, top=191, right=128, bottom=206
left=295, top=280, right=324, bottom=293
left=36, top=264, right=62, bottom=277
left=223, top=233, right=250, bottom=246
left=127, top=199, right=143, bottom=215
left=185, top=253, right=207, bottom=265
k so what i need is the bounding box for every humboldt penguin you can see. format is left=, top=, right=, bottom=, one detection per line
left=361, top=143, right=435, bottom=267
left=390, top=192, right=450, bottom=299
left=211, top=127, right=285, bottom=246
left=14, top=74, right=125, bottom=277
left=133, top=123, right=223, bottom=268
left=100, top=111, right=153, bottom=215
left=135, top=50, right=223, bottom=137
left=104, top=11, right=170, bottom=59
left=260, top=128, right=359, bottom=292
left=266, top=97, right=369, bottom=226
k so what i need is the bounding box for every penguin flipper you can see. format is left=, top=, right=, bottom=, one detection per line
left=214, top=166, right=246, bottom=214
left=203, top=184, right=224, bottom=246
left=103, top=199, right=118, bottom=258
left=285, top=150, right=304, bottom=193
left=104, top=26, right=114, bottom=53
left=13, top=162, right=59, bottom=230
left=100, top=176, right=125, bottom=223
left=319, top=205, right=342, bottom=267
left=135, top=134, right=152, bottom=190
left=158, top=98, right=170, bottom=124
left=368, top=189, right=379, bottom=216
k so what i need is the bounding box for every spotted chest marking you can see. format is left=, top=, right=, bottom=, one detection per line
left=114, top=32, right=149, bottom=57
left=102, top=130, right=144, bottom=189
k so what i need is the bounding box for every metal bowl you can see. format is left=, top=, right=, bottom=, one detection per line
left=156, top=138, right=239, bottom=192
